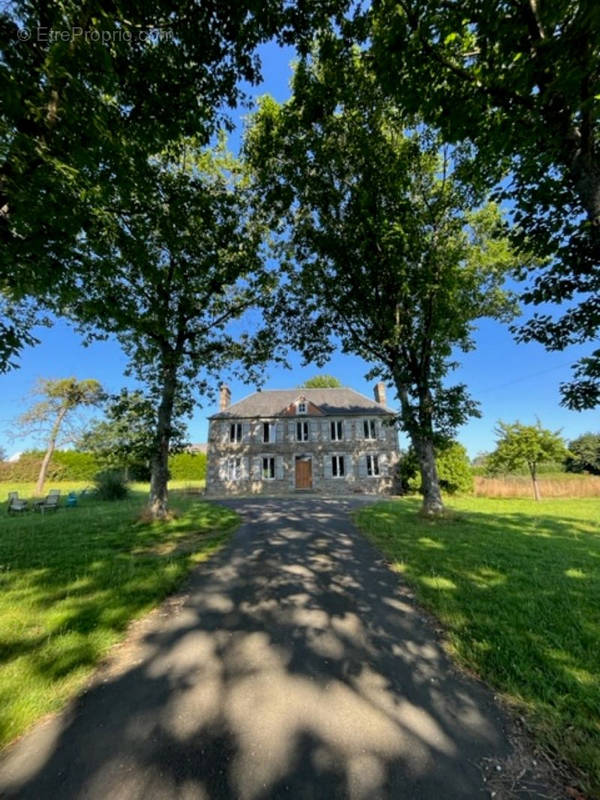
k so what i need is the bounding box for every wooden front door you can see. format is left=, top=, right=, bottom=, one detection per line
left=295, top=457, right=312, bottom=489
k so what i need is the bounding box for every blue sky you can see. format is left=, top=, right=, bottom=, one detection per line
left=1, top=43, right=598, bottom=459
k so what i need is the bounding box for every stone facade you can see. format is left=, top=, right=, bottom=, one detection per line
left=205, top=387, right=400, bottom=496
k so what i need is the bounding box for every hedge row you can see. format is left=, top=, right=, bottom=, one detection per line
left=168, top=452, right=206, bottom=480
left=0, top=450, right=206, bottom=482
left=0, top=451, right=101, bottom=482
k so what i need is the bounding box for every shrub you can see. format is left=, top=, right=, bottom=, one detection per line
left=168, top=451, right=206, bottom=481
left=398, top=442, right=473, bottom=495
left=94, top=469, right=129, bottom=500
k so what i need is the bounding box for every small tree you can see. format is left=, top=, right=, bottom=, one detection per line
left=18, top=378, right=104, bottom=495
left=0, top=445, right=7, bottom=462
left=78, top=389, right=188, bottom=480
left=488, top=421, right=568, bottom=501
left=300, top=375, right=342, bottom=388
left=566, top=433, right=600, bottom=475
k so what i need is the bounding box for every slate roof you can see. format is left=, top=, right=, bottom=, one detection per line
left=210, top=388, right=393, bottom=419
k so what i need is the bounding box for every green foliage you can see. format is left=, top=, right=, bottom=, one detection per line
left=1, top=0, right=347, bottom=367
left=300, top=374, right=342, bottom=388
left=168, top=452, right=207, bottom=481
left=93, top=469, right=129, bottom=501
left=79, top=389, right=187, bottom=470
left=356, top=496, right=600, bottom=796
left=365, top=1, right=600, bottom=408
left=18, top=377, right=104, bottom=430
left=566, top=432, right=600, bottom=475
left=488, top=422, right=568, bottom=477
left=437, top=443, right=474, bottom=494
left=0, top=491, right=237, bottom=748
left=487, top=421, right=568, bottom=500
left=0, top=451, right=100, bottom=482
left=399, top=443, right=473, bottom=495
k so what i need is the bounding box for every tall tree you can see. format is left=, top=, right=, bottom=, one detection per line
left=18, top=378, right=104, bottom=494
left=300, top=375, right=342, bottom=388
left=0, top=0, right=349, bottom=367
left=72, top=143, right=275, bottom=518
left=487, top=421, right=568, bottom=500
left=366, top=1, right=600, bottom=408
left=245, top=53, right=521, bottom=514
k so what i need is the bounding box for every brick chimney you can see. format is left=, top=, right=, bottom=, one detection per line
left=219, top=383, right=231, bottom=411
left=374, top=382, right=387, bottom=406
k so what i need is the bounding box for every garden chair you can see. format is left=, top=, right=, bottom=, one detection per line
left=34, top=489, right=61, bottom=514
left=66, top=491, right=78, bottom=508
left=7, top=492, right=29, bottom=514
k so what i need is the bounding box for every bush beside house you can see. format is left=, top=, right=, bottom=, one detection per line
left=398, top=442, right=473, bottom=495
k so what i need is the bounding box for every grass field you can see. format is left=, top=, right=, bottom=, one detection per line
left=355, top=497, right=600, bottom=797
left=475, top=473, right=600, bottom=498
left=0, top=485, right=236, bottom=749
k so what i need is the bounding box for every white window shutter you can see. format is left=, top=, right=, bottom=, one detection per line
left=379, top=453, right=387, bottom=475
left=324, top=456, right=333, bottom=478
left=310, top=421, right=318, bottom=441
left=322, top=420, right=329, bottom=438
left=218, top=458, right=228, bottom=481
left=275, top=456, right=284, bottom=480
left=242, top=423, right=251, bottom=443
left=220, top=423, right=229, bottom=444
left=252, top=457, right=262, bottom=480
left=356, top=419, right=363, bottom=440
left=241, top=457, right=249, bottom=479
left=378, top=420, right=387, bottom=440
left=275, top=422, right=283, bottom=443
left=343, top=420, right=351, bottom=440
left=288, top=421, right=295, bottom=440
left=346, top=454, right=354, bottom=477
left=358, top=456, right=367, bottom=478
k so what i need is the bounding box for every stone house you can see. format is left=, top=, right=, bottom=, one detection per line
left=205, top=383, right=400, bottom=495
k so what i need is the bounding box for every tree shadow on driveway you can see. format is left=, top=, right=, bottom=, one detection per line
left=0, top=497, right=528, bottom=799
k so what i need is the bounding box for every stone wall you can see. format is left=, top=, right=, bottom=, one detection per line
left=205, top=415, right=400, bottom=496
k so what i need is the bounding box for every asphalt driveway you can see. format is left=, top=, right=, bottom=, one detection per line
left=0, top=497, right=527, bottom=799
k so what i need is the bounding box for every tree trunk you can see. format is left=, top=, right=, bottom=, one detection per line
left=529, top=462, right=541, bottom=501
left=393, top=375, right=445, bottom=515
left=414, top=434, right=445, bottom=515
left=35, top=405, right=67, bottom=495
left=149, top=360, right=177, bottom=520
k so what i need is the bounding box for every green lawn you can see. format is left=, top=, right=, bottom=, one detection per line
left=355, top=497, right=600, bottom=796
left=0, top=486, right=236, bottom=749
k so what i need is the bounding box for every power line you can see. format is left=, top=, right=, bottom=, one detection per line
left=477, top=360, right=575, bottom=395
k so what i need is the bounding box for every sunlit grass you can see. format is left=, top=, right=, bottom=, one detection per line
left=355, top=496, right=600, bottom=796
left=0, top=488, right=236, bottom=748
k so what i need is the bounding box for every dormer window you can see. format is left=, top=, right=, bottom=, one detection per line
left=297, top=401, right=307, bottom=415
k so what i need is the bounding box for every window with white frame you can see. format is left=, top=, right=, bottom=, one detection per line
left=363, top=419, right=377, bottom=440
left=331, top=455, right=345, bottom=477
left=366, top=454, right=380, bottom=477
left=330, top=420, right=343, bottom=441
left=262, top=456, right=275, bottom=480
left=296, top=421, right=309, bottom=441
left=228, top=457, right=242, bottom=480
left=229, top=423, right=242, bottom=443
left=263, top=421, right=276, bottom=443
left=297, top=401, right=307, bottom=415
